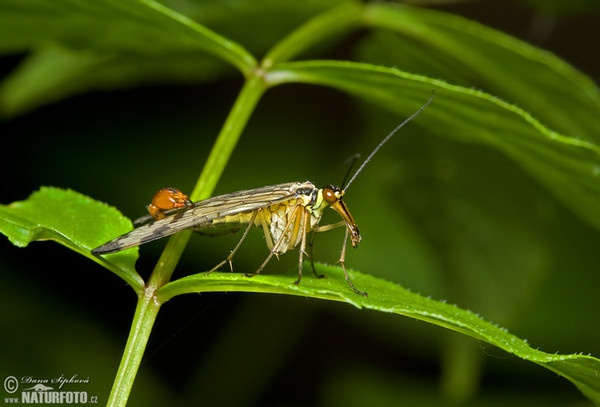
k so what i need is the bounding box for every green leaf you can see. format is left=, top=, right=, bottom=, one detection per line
left=0, top=0, right=256, bottom=115
left=0, top=0, right=255, bottom=69
left=0, top=0, right=361, bottom=116
left=156, top=263, right=600, bottom=403
left=0, top=187, right=143, bottom=291
left=263, top=2, right=363, bottom=65
left=360, top=3, right=600, bottom=141
left=0, top=44, right=233, bottom=116
left=162, top=0, right=353, bottom=59
left=266, top=61, right=600, bottom=232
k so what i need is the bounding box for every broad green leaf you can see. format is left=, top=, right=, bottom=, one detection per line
left=0, top=0, right=352, bottom=116
left=0, top=0, right=255, bottom=115
left=263, top=2, right=363, bottom=65
left=351, top=138, right=552, bottom=323
left=360, top=3, right=600, bottom=142
left=161, top=0, right=353, bottom=59
left=0, top=0, right=254, bottom=70
left=156, top=264, right=600, bottom=404
left=0, top=44, right=233, bottom=116
left=266, top=61, right=600, bottom=233
left=0, top=187, right=143, bottom=291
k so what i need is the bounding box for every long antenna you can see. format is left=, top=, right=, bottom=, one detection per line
left=343, top=92, right=435, bottom=191
left=340, top=153, right=361, bottom=189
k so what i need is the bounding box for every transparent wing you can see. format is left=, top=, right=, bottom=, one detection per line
left=92, top=182, right=308, bottom=254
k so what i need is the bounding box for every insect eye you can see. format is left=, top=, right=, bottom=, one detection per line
left=322, top=187, right=339, bottom=204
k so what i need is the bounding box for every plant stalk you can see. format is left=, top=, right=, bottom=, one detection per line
left=106, top=289, right=160, bottom=407
left=106, top=73, right=267, bottom=406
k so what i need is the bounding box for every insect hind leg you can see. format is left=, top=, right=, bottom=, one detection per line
left=306, top=231, right=324, bottom=279
left=244, top=209, right=281, bottom=278
left=208, top=211, right=258, bottom=274
left=249, top=250, right=277, bottom=278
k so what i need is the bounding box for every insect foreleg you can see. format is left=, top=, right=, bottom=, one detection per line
left=337, top=227, right=368, bottom=297
left=312, top=220, right=345, bottom=233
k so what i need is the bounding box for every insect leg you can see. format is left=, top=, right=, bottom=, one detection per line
left=208, top=210, right=258, bottom=273
left=306, top=231, right=324, bottom=279
left=249, top=204, right=303, bottom=278
left=337, top=227, right=368, bottom=297
left=293, top=208, right=311, bottom=285
left=312, top=220, right=345, bottom=233
left=259, top=209, right=275, bottom=250
left=307, top=220, right=346, bottom=278
left=245, top=209, right=282, bottom=277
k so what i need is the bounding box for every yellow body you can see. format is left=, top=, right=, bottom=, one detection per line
left=213, top=192, right=326, bottom=254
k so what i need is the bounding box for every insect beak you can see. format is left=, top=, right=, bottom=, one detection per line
left=330, top=198, right=361, bottom=247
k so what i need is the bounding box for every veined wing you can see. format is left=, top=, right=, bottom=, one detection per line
left=92, top=182, right=313, bottom=255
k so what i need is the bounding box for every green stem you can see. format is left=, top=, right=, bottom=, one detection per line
left=150, top=74, right=268, bottom=288
left=189, top=74, right=268, bottom=201
left=107, top=5, right=364, bottom=401
left=106, top=289, right=160, bottom=407
left=439, top=333, right=483, bottom=403
left=263, top=3, right=362, bottom=66
left=106, top=73, right=267, bottom=406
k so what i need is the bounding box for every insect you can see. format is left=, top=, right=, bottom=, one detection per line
left=92, top=94, right=434, bottom=296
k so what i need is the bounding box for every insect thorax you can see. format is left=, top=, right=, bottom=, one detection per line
left=267, top=182, right=326, bottom=254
